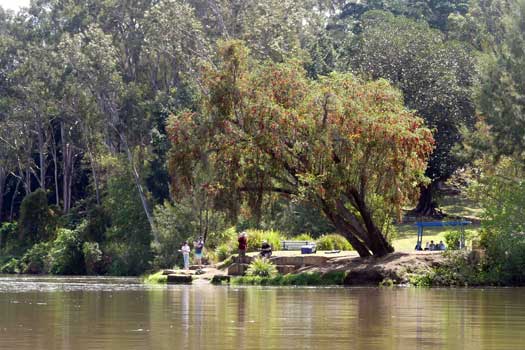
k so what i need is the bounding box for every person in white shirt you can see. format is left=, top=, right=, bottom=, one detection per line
left=180, top=242, right=191, bottom=269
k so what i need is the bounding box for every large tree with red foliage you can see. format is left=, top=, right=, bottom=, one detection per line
left=167, top=41, right=434, bottom=257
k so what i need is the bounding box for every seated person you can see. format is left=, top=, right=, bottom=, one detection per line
left=260, top=240, right=272, bottom=258
left=424, top=242, right=430, bottom=251
left=438, top=240, right=446, bottom=251
left=429, top=240, right=436, bottom=251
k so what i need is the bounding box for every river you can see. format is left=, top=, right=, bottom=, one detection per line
left=0, top=276, right=524, bottom=349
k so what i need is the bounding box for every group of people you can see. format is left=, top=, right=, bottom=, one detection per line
left=179, top=237, right=204, bottom=270
left=237, top=231, right=272, bottom=258
left=415, top=240, right=446, bottom=251
left=179, top=232, right=273, bottom=270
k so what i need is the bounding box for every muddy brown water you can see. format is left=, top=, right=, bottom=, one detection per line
left=0, top=275, right=524, bottom=350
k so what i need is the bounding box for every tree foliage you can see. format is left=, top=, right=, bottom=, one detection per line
left=168, top=41, right=434, bottom=257
left=348, top=11, right=476, bottom=214
left=476, top=0, right=525, bottom=158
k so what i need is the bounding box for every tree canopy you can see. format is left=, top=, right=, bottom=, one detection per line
left=347, top=11, right=476, bottom=214
left=167, top=41, right=434, bottom=257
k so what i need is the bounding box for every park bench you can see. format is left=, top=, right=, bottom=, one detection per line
left=281, top=240, right=317, bottom=253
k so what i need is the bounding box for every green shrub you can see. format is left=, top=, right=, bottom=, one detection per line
left=104, top=168, right=153, bottom=275
left=316, top=234, right=352, bottom=251
left=49, top=228, right=85, bottom=275
left=151, top=201, right=194, bottom=269
left=245, top=229, right=285, bottom=252
left=293, top=233, right=315, bottom=242
left=20, top=242, right=51, bottom=274
left=246, top=258, right=278, bottom=277
left=82, top=242, right=103, bottom=275
left=205, top=226, right=236, bottom=250
left=83, top=206, right=110, bottom=242
left=105, top=242, right=152, bottom=276
left=143, top=271, right=167, bottom=284
left=18, top=189, right=58, bottom=244
left=0, top=258, right=20, bottom=274
left=215, top=243, right=234, bottom=261
left=0, top=222, right=23, bottom=255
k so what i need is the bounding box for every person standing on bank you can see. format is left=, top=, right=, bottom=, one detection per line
left=238, top=232, right=248, bottom=257
left=180, top=242, right=191, bottom=270
left=194, top=237, right=204, bottom=267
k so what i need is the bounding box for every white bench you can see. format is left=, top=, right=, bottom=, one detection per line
left=281, top=240, right=316, bottom=252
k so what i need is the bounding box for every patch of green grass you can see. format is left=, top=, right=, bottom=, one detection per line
left=143, top=271, right=167, bottom=284
left=392, top=226, right=480, bottom=251
left=438, top=194, right=483, bottom=220
left=231, top=271, right=347, bottom=286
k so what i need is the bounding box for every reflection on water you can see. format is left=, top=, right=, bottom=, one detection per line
left=0, top=276, right=524, bottom=349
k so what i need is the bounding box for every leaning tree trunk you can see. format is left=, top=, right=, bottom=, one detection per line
left=321, top=198, right=394, bottom=258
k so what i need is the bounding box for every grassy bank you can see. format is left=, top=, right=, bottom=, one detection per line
left=143, top=271, right=167, bottom=284
left=231, top=271, right=347, bottom=286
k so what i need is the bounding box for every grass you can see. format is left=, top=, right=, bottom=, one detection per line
left=392, top=192, right=483, bottom=251
left=231, top=271, right=347, bottom=286
left=438, top=193, right=484, bottom=220
left=143, top=271, right=167, bottom=284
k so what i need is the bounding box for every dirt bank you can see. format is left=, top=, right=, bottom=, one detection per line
left=299, top=251, right=445, bottom=285
left=226, top=251, right=446, bottom=286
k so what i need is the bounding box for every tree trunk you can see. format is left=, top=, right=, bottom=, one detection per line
left=37, top=122, right=46, bottom=190
left=9, top=178, right=20, bottom=221
left=50, top=133, right=60, bottom=208
left=61, top=123, right=74, bottom=213
left=81, top=123, right=101, bottom=205
left=0, top=166, right=6, bottom=222
left=118, top=131, right=159, bottom=244
left=321, top=196, right=394, bottom=258
left=353, top=194, right=395, bottom=256
left=413, top=183, right=438, bottom=217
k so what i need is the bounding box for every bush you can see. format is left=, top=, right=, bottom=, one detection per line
left=83, top=206, right=110, bottom=242
left=20, top=242, right=51, bottom=274
left=82, top=242, right=103, bottom=275
left=105, top=242, right=152, bottom=276
left=151, top=201, right=192, bottom=269
left=215, top=243, right=234, bottom=261
left=316, top=234, right=353, bottom=251
left=18, top=189, right=58, bottom=244
left=49, top=228, right=85, bottom=275
left=0, top=222, right=23, bottom=255
left=246, top=258, right=278, bottom=277
left=205, top=226, right=236, bottom=250
left=104, top=167, right=153, bottom=275
left=245, top=229, right=285, bottom=252
left=143, top=271, right=167, bottom=284
left=0, top=258, right=20, bottom=274
left=443, top=229, right=476, bottom=250
left=293, top=233, right=315, bottom=242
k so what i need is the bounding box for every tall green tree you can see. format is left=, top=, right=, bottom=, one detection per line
left=476, top=0, right=525, bottom=158
left=348, top=11, right=476, bottom=215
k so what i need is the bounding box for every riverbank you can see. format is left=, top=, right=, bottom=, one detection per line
left=145, top=250, right=448, bottom=286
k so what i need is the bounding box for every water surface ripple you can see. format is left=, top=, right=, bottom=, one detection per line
left=0, top=276, right=524, bottom=349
